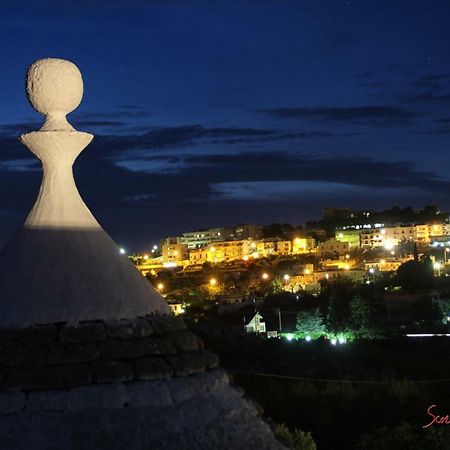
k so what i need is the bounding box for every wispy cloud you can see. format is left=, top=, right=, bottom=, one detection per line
left=259, top=106, right=419, bottom=126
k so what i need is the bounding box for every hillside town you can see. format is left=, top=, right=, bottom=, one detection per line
left=126, top=206, right=450, bottom=342
left=131, top=205, right=449, bottom=291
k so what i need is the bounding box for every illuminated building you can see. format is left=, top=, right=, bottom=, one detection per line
left=233, top=224, right=263, bottom=240
left=180, top=227, right=232, bottom=249
left=413, top=224, right=430, bottom=243
left=428, top=223, right=445, bottom=238
left=276, top=240, right=292, bottom=255
left=365, top=258, right=410, bottom=272
left=335, top=229, right=361, bottom=248
left=161, top=241, right=189, bottom=265
left=318, top=238, right=351, bottom=256
left=245, top=312, right=266, bottom=334
left=292, top=237, right=316, bottom=254
left=189, top=240, right=253, bottom=264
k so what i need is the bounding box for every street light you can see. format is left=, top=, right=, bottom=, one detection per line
left=119, top=248, right=126, bottom=255
left=157, top=283, right=164, bottom=291
left=434, top=262, right=441, bottom=277
left=283, top=274, right=290, bottom=291
left=262, top=273, right=269, bottom=280
left=209, top=278, right=217, bottom=286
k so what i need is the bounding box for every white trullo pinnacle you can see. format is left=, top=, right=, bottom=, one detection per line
left=0, top=58, right=169, bottom=327
left=22, top=59, right=99, bottom=229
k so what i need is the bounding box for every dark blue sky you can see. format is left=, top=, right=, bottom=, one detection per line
left=1, top=0, right=450, bottom=250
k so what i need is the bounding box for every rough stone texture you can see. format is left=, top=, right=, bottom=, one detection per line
left=166, top=351, right=206, bottom=377
left=70, top=384, right=129, bottom=410
left=27, top=391, right=70, bottom=413
left=22, top=325, right=59, bottom=347
left=0, top=392, right=26, bottom=415
left=203, top=350, right=220, bottom=369
left=150, top=316, right=187, bottom=335
left=47, top=344, right=100, bottom=365
left=169, top=330, right=203, bottom=352
left=127, top=380, right=173, bottom=408
left=92, top=361, right=134, bottom=384
left=0, top=320, right=284, bottom=448
left=105, top=319, right=155, bottom=339
left=26, top=58, right=83, bottom=131
left=134, top=357, right=173, bottom=380
left=0, top=347, right=47, bottom=368
left=0, top=377, right=284, bottom=449
left=0, top=318, right=215, bottom=392
left=60, top=323, right=106, bottom=344
left=100, top=336, right=176, bottom=360
left=4, top=364, right=92, bottom=391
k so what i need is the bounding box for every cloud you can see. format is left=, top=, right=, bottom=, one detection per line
left=405, top=74, right=450, bottom=103
left=406, top=91, right=450, bottom=103
left=259, top=106, right=419, bottom=125
left=412, top=74, right=450, bottom=90
left=68, top=125, right=361, bottom=161
left=211, top=180, right=425, bottom=202
left=1, top=136, right=449, bottom=248
left=72, top=120, right=126, bottom=129
left=71, top=106, right=151, bottom=122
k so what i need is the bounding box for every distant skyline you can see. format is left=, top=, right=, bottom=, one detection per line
left=2, top=0, right=450, bottom=250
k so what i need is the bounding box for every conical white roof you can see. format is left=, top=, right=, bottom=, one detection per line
left=0, top=58, right=169, bottom=327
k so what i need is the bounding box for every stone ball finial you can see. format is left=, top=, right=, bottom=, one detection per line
left=26, top=58, right=83, bottom=131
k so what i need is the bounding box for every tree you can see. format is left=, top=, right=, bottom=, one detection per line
left=296, top=308, right=326, bottom=339
left=272, top=277, right=284, bottom=294
left=350, top=295, right=381, bottom=339
left=357, top=422, right=450, bottom=450
left=395, top=258, right=434, bottom=292
left=273, top=424, right=317, bottom=450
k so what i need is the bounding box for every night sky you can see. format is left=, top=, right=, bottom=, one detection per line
left=1, top=0, right=450, bottom=250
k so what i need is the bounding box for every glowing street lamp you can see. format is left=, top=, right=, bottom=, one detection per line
left=119, top=248, right=126, bottom=255
left=209, top=278, right=217, bottom=286
left=434, top=262, right=441, bottom=276
left=283, top=274, right=290, bottom=281
left=143, top=254, right=149, bottom=260
left=157, top=283, right=164, bottom=291
left=262, top=273, right=269, bottom=280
